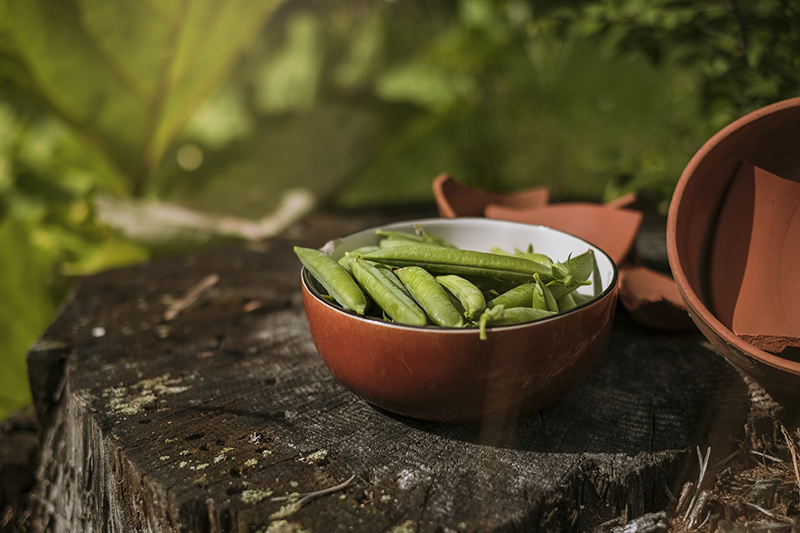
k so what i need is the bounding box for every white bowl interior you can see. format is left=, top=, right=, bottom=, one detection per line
left=321, top=217, right=617, bottom=299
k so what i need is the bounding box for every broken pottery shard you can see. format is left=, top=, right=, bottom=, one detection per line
left=618, top=265, right=695, bottom=332
left=432, top=174, right=550, bottom=218
left=484, top=202, right=643, bottom=266
left=711, top=162, right=800, bottom=353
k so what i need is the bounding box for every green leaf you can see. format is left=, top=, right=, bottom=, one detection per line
left=254, top=12, right=325, bottom=114
left=0, top=220, right=56, bottom=420
left=5, top=0, right=288, bottom=195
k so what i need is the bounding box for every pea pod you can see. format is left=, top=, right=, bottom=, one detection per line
left=362, top=247, right=553, bottom=283
left=338, top=246, right=380, bottom=271
left=376, top=229, right=425, bottom=245
left=532, top=274, right=559, bottom=312
left=554, top=249, right=595, bottom=282
left=377, top=265, right=414, bottom=301
left=414, top=224, right=458, bottom=248
left=492, top=245, right=554, bottom=268
left=396, top=267, right=464, bottom=328
left=294, top=246, right=367, bottom=315
left=556, top=291, right=578, bottom=312
left=548, top=250, right=595, bottom=300
left=478, top=304, right=556, bottom=340
left=376, top=229, right=445, bottom=249
left=486, top=282, right=536, bottom=310
left=435, top=274, right=486, bottom=320
left=350, top=257, right=427, bottom=326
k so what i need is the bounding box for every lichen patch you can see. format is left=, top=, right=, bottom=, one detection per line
left=103, top=373, right=191, bottom=415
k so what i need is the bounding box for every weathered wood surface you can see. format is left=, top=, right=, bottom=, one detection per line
left=20, top=210, right=753, bottom=533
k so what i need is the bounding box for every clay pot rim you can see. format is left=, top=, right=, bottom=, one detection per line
left=666, top=96, right=800, bottom=376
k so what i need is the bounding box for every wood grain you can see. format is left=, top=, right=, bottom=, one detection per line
left=22, top=211, right=750, bottom=533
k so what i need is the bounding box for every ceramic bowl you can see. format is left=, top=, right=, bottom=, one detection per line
left=667, top=97, right=800, bottom=401
left=300, top=218, right=619, bottom=422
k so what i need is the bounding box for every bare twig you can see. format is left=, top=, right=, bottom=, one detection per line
left=779, top=423, right=800, bottom=495
left=163, top=273, right=219, bottom=321
left=270, top=474, right=356, bottom=505
left=744, top=501, right=792, bottom=523
left=683, top=446, right=711, bottom=523
left=686, top=490, right=709, bottom=529
left=712, top=449, right=740, bottom=470
left=675, top=481, right=694, bottom=516
left=750, top=450, right=783, bottom=463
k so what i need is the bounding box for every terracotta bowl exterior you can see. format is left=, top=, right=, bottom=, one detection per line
left=300, top=218, right=619, bottom=422
left=667, top=97, right=800, bottom=400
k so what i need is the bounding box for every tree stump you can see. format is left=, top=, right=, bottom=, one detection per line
left=20, top=210, right=752, bottom=532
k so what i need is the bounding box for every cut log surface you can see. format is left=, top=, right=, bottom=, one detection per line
left=23, top=211, right=751, bottom=533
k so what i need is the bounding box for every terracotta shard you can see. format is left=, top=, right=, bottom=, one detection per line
left=432, top=173, right=550, bottom=218
left=711, top=163, right=800, bottom=353
left=618, top=265, right=695, bottom=331
left=484, top=202, right=643, bottom=266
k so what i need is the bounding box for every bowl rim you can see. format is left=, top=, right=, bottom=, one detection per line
left=666, top=96, right=800, bottom=375
left=300, top=217, right=619, bottom=335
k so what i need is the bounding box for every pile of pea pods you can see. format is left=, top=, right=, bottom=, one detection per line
left=294, top=224, right=598, bottom=340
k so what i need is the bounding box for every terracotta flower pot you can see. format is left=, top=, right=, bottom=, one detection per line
left=667, top=97, right=800, bottom=401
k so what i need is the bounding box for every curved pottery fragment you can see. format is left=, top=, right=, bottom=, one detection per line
left=618, top=265, right=695, bottom=332
left=710, top=162, right=800, bottom=353
left=484, top=202, right=643, bottom=267
left=432, top=174, right=549, bottom=218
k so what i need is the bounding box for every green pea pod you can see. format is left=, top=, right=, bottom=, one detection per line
left=375, top=229, right=425, bottom=244
left=362, top=247, right=553, bottom=283
left=491, top=246, right=554, bottom=268
left=591, top=255, right=603, bottom=298
left=294, top=246, right=367, bottom=315
left=396, top=267, right=464, bottom=328
left=552, top=250, right=595, bottom=283
left=495, top=306, right=557, bottom=324
left=556, top=291, right=578, bottom=312
left=546, top=276, right=591, bottom=301
left=532, top=274, right=559, bottom=312
left=350, top=257, right=428, bottom=326
left=572, top=292, right=593, bottom=306
left=435, top=274, right=486, bottom=320
left=547, top=251, right=594, bottom=300
left=414, top=224, right=458, bottom=248
left=377, top=265, right=414, bottom=301
left=478, top=304, right=556, bottom=340
left=379, top=238, right=436, bottom=249
left=376, top=229, right=443, bottom=249
left=486, top=282, right=535, bottom=309
left=338, top=246, right=380, bottom=271
left=515, top=251, right=554, bottom=267
left=478, top=305, right=505, bottom=340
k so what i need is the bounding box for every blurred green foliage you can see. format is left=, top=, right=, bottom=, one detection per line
left=1, top=0, right=798, bottom=420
